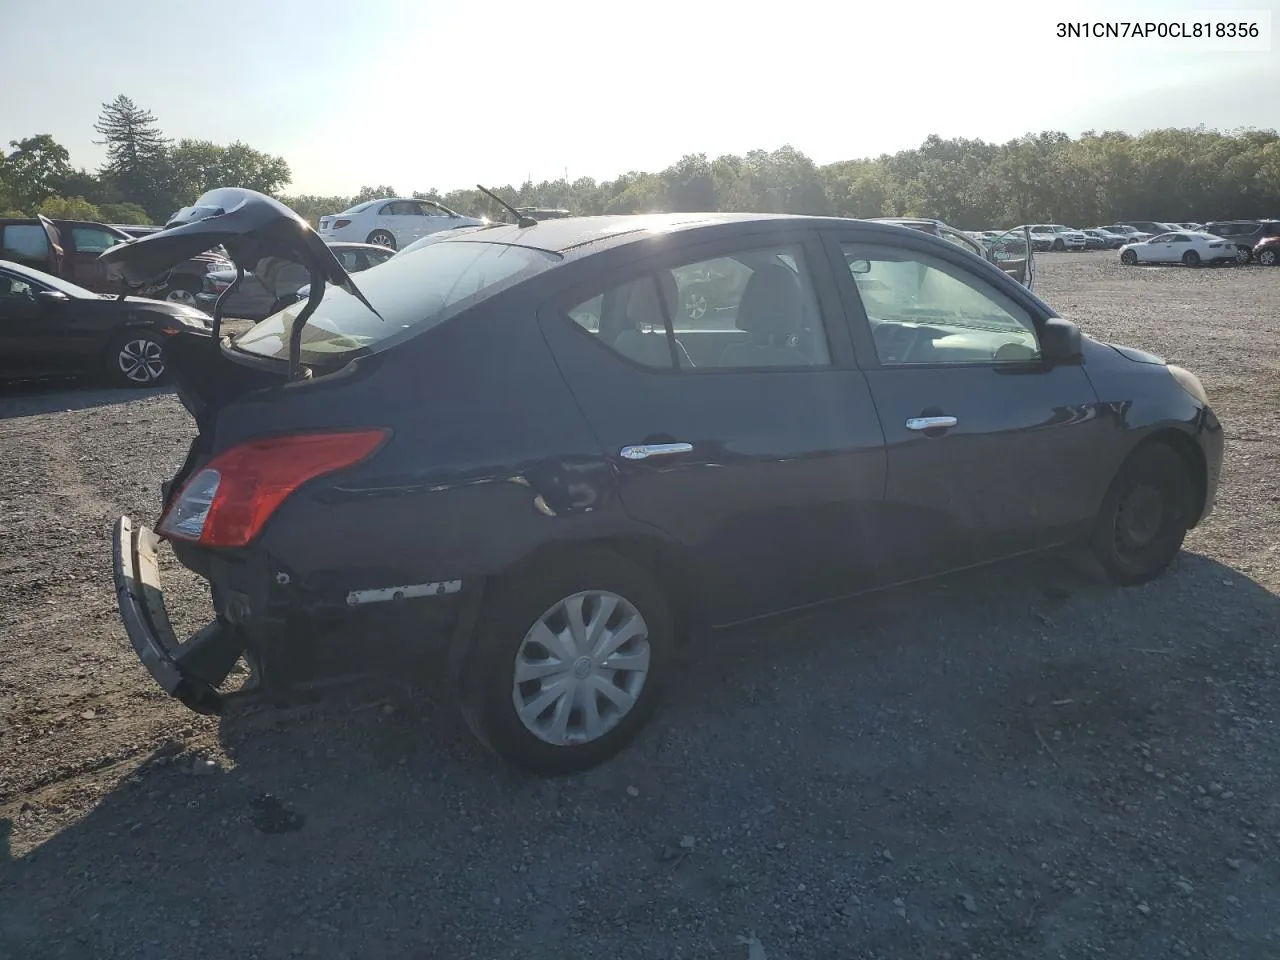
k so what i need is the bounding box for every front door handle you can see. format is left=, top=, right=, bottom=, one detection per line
left=905, top=416, right=958, bottom=431
left=619, top=442, right=693, bottom=460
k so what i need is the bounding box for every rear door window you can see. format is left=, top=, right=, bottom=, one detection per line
left=2, top=225, right=52, bottom=261
left=562, top=244, right=831, bottom=370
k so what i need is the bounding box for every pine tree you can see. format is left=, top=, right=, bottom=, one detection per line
left=93, top=95, right=174, bottom=220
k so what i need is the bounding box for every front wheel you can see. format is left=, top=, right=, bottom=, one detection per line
left=367, top=230, right=397, bottom=250
left=459, top=549, right=672, bottom=775
left=1052, top=238, right=1065, bottom=251
left=1235, top=246, right=1251, bottom=264
left=1182, top=250, right=1201, bottom=267
left=1258, top=248, right=1277, bottom=266
left=1120, top=249, right=1138, bottom=265
left=106, top=331, right=167, bottom=387
left=1089, top=443, right=1192, bottom=586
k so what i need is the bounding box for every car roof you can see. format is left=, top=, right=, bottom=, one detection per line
left=441, top=212, right=923, bottom=255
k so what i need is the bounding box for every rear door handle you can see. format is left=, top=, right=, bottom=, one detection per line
left=905, top=416, right=958, bottom=431
left=619, top=442, right=693, bottom=460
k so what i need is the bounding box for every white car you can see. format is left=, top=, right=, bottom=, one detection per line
left=1098, top=224, right=1153, bottom=243
left=1018, top=224, right=1088, bottom=252
left=317, top=198, right=484, bottom=250
left=1118, top=231, right=1241, bottom=267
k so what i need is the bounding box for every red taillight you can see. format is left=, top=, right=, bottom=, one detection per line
left=159, top=429, right=390, bottom=547
left=332, top=218, right=351, bottom=229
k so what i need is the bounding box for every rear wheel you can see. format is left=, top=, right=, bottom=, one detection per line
left=1089, top=443, right=1192, bottom=586
left=1258, top=248, right=1278, bottom=266
left=106, top=331, right=167, bottom=387
left=459, top=549, right=672, bottom=775
left=1235, top=246, right=1251, bottom=264
left=1120, top=249, right=1138, bottom=265
left=1181, top=250, right=1201, bottom=267
left=160, top=277, right=201, bottom=308
left=367, top=230, right=396, bottom=250
left=1052, top=238, right=1065, bottom=251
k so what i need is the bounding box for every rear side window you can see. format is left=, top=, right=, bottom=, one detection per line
left=563, top=244, right=831, bottom=371
left=2, top=225, right=51, bottom=260
left=71, top=226, right=125, bottom=254
left=234, top=240, right=558, bottom=363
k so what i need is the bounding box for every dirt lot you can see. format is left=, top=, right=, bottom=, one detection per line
left=1, top=255, right=1278, bottom=960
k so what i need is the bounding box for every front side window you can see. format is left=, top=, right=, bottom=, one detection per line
left=71, top=227, right=123, bottom=254
left=842, top=242, right=1040, bottom=365
left=563, top=244, right=830, bottom=371
left=2, top=225, right=52, bottom=261
left=234, top=240, right=558, bottom=363
left=0, top=270, right=38, bottom=300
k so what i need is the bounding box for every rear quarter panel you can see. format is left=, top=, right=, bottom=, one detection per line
left=238, top=291, right=638, bottom=594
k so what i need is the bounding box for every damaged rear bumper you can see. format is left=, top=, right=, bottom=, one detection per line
left=113, top=516, right=246, bottom=715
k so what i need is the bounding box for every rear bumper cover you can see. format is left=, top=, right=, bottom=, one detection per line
left=113, top=516, right=241, bottom=715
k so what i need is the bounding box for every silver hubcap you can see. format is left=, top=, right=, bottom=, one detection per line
left=1235, top=248, right=1249, bottom=263
left=371, top=233, right=394, bottom=248
left=1261, top=251, right=1276, bottom=265
left=118, top=339, right=164, bottom=383
left=512, top=590, right=651, bottom=746
left=684, top=292, right=708, bottom=321
left=165, top=288, right=197, bottom=306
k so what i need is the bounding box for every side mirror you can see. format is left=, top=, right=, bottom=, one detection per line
left=1040, top=317, right=1082, bottom=365
left=36, top=289, right=69, bottom=305
left=847, top=258, right=871, bottom=275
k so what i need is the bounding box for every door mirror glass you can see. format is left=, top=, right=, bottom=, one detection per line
left=847, top=258, right=871, bottom=274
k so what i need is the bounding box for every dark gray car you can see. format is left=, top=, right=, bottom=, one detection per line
left=195, top=241, right=394, bottom=320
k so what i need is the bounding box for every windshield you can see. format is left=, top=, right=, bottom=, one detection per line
left=233, top=240, right=559, bottom=364
left=7, top=262, right=98, bottom=299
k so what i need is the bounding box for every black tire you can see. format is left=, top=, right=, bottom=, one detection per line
left=1089, top=442, right=1192, bottom=586
left=1258, top=248, right=1278, bottom=266
left=1182, top=250, right=1201, bottom=267
left=366, top=230, right=397, bottom=250
left=1052, top=238, right=1065, bottom=251
left=1234, top=246, right=1251, bottom=264
left=459, top=548, right=673, bottom=775
left=1120, top=249, right=1138, bottom=265
left=105, top=330, right=168, bottom=387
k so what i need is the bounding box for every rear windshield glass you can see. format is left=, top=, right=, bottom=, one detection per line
left=232, top=240, right=559, bottom=364
left=339, top=201, right=377, bottom=215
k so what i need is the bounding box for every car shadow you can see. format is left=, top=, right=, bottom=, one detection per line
left=0, top=380, right=171, bottom=420
left=2, top=551, right=1277, bottom=957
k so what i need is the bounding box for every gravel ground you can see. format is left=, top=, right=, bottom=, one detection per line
left=1, top=255, right=1278, bottom=960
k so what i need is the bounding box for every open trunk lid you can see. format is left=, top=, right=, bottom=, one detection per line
left=99, top=188, right=382, bottom=385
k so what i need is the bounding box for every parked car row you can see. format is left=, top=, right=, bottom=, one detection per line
left=0, top=216, right=230, bottom=303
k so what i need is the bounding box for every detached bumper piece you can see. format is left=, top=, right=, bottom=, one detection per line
left=113, top=516, right=247, bottom=716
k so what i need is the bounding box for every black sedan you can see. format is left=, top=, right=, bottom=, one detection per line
left=105, top=189, right=1223, bottom=776
left=0, top=259, right=213, bottom=386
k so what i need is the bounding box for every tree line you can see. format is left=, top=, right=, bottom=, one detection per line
left=2, top=95, right=1277, bottom=231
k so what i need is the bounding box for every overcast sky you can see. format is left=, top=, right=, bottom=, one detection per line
left=2, top=0, right=1275, bottom=196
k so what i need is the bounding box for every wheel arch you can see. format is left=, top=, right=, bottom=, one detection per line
left=475, top=530, right=704, bottom=649
left=1132, top=428, right=1209, bottom=528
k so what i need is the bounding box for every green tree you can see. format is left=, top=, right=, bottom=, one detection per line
left=38, top=196, right=103, bottom=220
left=98, top=202, right=152, bottom=224
left=3, top=134, right=74, bottom=210
left=169, top=138, right=291, bottom=204
left=93, top=95, right=174, bottom=220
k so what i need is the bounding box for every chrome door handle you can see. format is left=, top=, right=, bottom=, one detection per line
left=619, top=442, right=693, bottom=460
left=905, top=416, right=958, bottom=431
